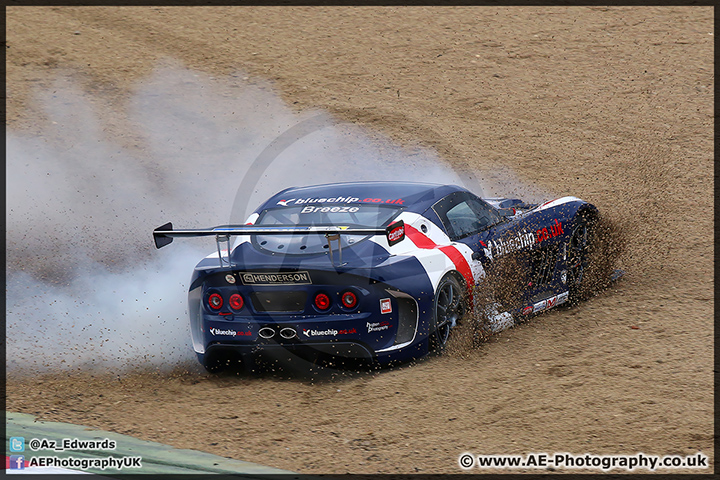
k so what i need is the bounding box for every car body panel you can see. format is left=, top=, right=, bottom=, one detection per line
left=154, top=182, right=598, bottom=368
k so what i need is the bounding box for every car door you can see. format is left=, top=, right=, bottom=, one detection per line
left=431, top=191, right=501, bottom=279
left=433, top=191, right=500, bottom=244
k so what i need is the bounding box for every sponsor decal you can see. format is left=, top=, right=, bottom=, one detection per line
left=278, top=196, right=360, bottom=206
left=546, top=296, right=557, bottom=309
left=485, top=230, right=536, bottom=260
left=380, top=298, right=392, bottom=314
left=483, top=219, right=565, bottom=260
left=557, top=291, right=569, bottom=304
left=536, top=219, right=564, bottom=242
left=276, top=196, right=404, bottom=206
left=560, top=269, right=567, bottom=284
left=367, top=321, right=392, bottom=333
left=302, top=328, right=357, bottom=337
left=240, top=271, right=312, bottom=285
left=362, top=198, right=404, bottom=204
left=209, top=328, right=251, bottom=337
left=303, top=328, right=337, bottom=337
left=524, top=291, right=570, bottom=315
left=300, top=205, right=360, bottom=214
left=386, top=220, right=405, bottom=246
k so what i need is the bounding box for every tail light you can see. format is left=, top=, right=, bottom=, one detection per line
left=341, top=291, right=358, bottom=309
left=208, top=293, right=223, bottom=310
left=229, top=294, right=244, bottom=311
left=228, top=293, right=245, bottom=310
left=314, top=293, right=331, bottom=310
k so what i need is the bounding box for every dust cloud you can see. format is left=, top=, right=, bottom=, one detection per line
left=7, top=61, right=493, bottom=374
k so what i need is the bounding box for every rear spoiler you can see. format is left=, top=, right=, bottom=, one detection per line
left=153, top=220, right=405, bottom=266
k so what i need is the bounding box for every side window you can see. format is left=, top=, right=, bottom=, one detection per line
left=446, top=201, right=481, bottom=239
left=432, top=191, right=501, bottom=240
left=467, top=198, right=501, bottom=230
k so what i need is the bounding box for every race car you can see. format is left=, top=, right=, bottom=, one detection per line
left=153, top=181, right=605, bottom=371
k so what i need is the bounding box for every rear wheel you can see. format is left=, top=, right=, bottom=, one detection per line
left=430, top=274, right=465, bottom=351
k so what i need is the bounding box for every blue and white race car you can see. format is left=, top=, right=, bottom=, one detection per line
left=154, top=181, right=608, bottom=371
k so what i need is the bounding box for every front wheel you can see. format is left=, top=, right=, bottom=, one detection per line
left=567, top=212, right=595, bottom=303
left=430, top=274, right=465, bottom=351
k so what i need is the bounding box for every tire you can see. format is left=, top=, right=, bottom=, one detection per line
left=566, top=212, right=595, bottom=303
left=430, top=274, right=465, bottom=351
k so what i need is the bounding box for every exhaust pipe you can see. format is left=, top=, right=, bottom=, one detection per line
left=258, top=327, right=276, bottom=339
left=279, top=327, right=297, bottom=339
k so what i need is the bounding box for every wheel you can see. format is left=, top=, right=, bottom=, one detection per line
left=430, top=274, right=465, bottom=351
left=567, top=212, right=594, bottom=303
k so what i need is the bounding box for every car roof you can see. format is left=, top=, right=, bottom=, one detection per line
left=257, top=181, right=467, bottom=214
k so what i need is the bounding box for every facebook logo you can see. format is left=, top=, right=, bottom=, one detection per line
left=9, top=455, right=25, bottom=470
left=9, top=436, right=25, bottom=452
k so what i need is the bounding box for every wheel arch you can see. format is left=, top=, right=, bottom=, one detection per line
left=566, top=204, right=599, bottom=304
left=575, top=203, right=599, bottom=224
left=445, top=269, right=467, bottom=291
left=429, top=271, right=466, bottom=352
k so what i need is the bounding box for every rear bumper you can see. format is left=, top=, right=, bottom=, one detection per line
left=204, top=341, right=375, bottom=362
left=188, top=262, right=434, bottom=368
left=193, top=287, right=425, bottom=359
left=200, top=337, right=426, bottom=369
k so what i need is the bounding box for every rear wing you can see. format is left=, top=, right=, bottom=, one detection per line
left=152, top=220, right=405, bottom=266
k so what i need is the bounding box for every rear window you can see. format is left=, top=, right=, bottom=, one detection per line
left=256, top=203, right=402, bottom=228
left=253, top=204, right=402, bottom=255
